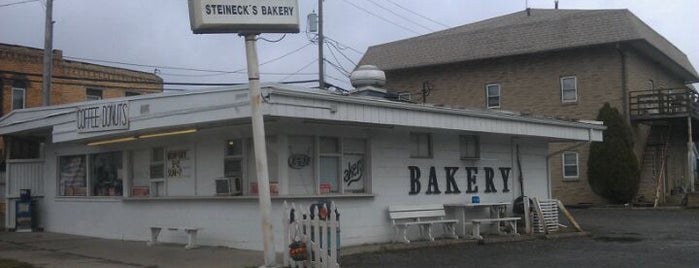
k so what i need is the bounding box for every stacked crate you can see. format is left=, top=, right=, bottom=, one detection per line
left=532, top=199, right=559, bottom=233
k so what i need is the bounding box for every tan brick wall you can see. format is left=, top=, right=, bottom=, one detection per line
left=386, top=46, right=625, bottom=119
left=0, top=43, right=162, bottom=116
left=624, top=48, right=690, bottom=201
left=383, top=45, right=689, bottom=205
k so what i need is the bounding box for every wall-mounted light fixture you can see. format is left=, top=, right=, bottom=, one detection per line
left=87, top=137, right=137, bottom=146
left=138, top=128, right=197, bottom=139
left=86, top=128, right=198, bottom=146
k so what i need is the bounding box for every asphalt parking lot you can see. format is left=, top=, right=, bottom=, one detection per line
left=1, top=208, right=698, bottom=267
left=340, top=208, right=699, bottom=268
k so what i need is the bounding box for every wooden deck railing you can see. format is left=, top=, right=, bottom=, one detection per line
left=629, top=88, right=699, bottom=121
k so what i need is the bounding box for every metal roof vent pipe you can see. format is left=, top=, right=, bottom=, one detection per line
left=349, top=65, right=387, bottom=98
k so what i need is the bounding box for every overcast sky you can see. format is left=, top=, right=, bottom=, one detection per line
left=1, top=0, right=698, bottom=90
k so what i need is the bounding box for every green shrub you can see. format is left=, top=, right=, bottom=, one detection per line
left=587, top=103, right=640, bottom=204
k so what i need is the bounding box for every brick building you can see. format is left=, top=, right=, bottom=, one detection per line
left=0, top=42, right=163, bottom=228
left=359, top=9, right=699, bottom=205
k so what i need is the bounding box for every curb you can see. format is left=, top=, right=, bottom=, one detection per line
left=478, top=234, right=538, bottom=245
left=544, top=231, right=590, bottom=239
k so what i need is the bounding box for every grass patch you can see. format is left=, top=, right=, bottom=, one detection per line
left=0, top=258, right=35, bottom=268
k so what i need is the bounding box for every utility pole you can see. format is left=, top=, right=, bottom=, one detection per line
left=317, top=0, right=324, bottom=89
left=42, top=0, right=54, bottom=106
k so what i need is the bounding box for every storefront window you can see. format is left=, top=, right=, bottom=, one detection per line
left=59, top=155, right=87, bottom=196
left=224, top=139, right=243, bottom=195
left=224, top=139, right=243, bottom=178
left=319, top=137, right=340, bottom=193
left=342, top=138, right=366, bottom=193
left=410, top=133, right=432, bottom=158
left=150, top=147, right=164, bottom=179
left=287, top=136, right=368, bottom=195
left=91, top=152, right=123, bottom=196
left=288, top=136, right=315, bottom=195
left=460, top=135, right=480, bottom=159
left=58, top=153, right=124, bottom=197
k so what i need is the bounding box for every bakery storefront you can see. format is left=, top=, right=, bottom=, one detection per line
left=1, top=84, right=603, bottom=251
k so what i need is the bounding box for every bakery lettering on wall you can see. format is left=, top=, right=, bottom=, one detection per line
left=76, top=101, right=129, bottom=133
left=408, top=166, right=513, bottom=195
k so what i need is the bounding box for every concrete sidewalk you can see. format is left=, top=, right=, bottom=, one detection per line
left=0, top=231, right=271, bottom=268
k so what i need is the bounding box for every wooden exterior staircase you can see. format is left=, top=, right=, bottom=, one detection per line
left=636, top=125, right=671, bottom=206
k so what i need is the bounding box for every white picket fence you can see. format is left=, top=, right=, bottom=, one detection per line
left=283, top=201, right=340, bottom=268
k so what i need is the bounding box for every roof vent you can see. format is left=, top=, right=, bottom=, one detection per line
left=350, top=65, right=386, bottom=88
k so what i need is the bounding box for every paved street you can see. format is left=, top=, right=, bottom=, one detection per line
left=340, top=208, right=699, bottom=268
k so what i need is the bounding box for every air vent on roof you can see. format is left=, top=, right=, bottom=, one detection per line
left=350, top=65, right=385, bottom=88
left=349, top=65, right=388, bottom=97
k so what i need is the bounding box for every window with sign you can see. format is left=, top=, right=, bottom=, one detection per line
left=342, top=138, right=366, bottom=193
left=58, top=152, right=123, bottom=197
left=59, top=155, right=87, bottom=196
left=286, top=136, right=368, bottom=195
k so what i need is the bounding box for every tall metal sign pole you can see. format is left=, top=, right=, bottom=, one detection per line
left=243, top=33, right=276, bottom=266
left=188, top=1, right=299, bottom=266
left=42, top=0, right=53, bottom=106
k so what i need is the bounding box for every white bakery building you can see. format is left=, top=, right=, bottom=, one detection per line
left=1, top=77, right=603, bottom=251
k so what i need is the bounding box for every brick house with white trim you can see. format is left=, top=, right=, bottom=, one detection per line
left=359, top=9, right=699, bottom=205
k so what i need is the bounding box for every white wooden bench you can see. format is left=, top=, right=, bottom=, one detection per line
left=388, top=204, right=459, bottom=243
left=471, top=217, right=520, bottom=240
left=147, top=226, right=201, bottom=249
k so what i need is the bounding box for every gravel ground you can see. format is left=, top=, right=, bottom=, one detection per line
left=340, top=208, right=699, bottom=268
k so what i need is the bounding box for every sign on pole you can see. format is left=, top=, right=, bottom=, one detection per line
left=188, top=1, right=299, bottom=266
left=188, top=0, right=300, bottom=34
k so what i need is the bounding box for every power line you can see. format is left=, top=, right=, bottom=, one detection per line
left=157, top=70, right=316, bottom=78
left=257, top=34, right=286, bottom=43
left=12, top=71, right=318, bottom=88
left=338, top=0, right=423, bottom=35
left=0, top=0, right=39, bottom=8
left=64, top=55, right=241, bottom=74
left=385, top=0, right=451, bottom=28
left=325, top=36, right=364, bottom=55
left=326, top=41, right=358, bottom=66
left=326, top=42, right=351, bottom=75
left=1, top=70, right=246, bottom=86
left=365, top=0, right=434, bottom=32
left=323, top=59, right=350, bottom=77
left=62, top=42, right=314, bottom=75
left=280, top=58, right=318, bottom=82
left=325, top=75, right=349, bottom=85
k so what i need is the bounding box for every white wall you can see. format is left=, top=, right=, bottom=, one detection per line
left=36, top=122, right=551, bottom=251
